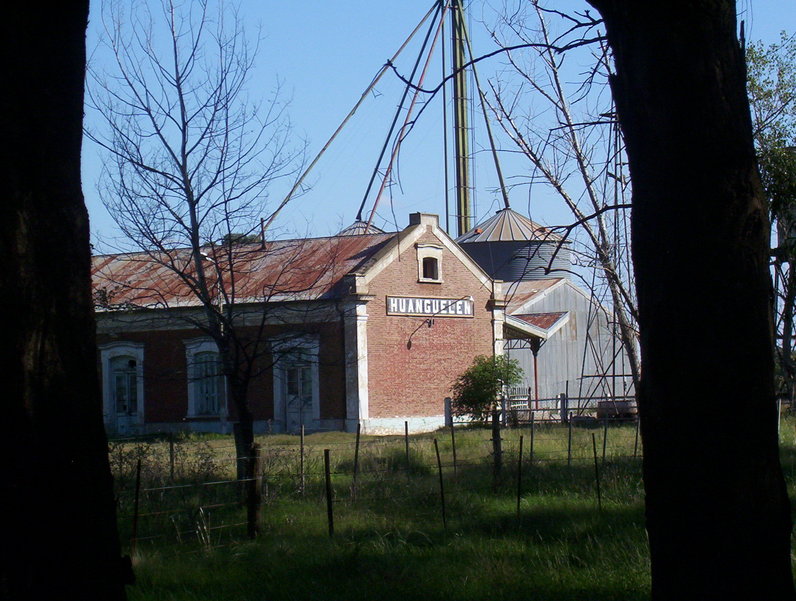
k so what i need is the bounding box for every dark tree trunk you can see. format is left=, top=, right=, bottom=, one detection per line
left=222, top=347, right=255, bottom=481
left=585, top=1, right=795, bottom=598
left=1, top=4, right=128, bottom=600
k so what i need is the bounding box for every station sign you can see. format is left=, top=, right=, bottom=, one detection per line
left=386, top=295, right=474, bottom=318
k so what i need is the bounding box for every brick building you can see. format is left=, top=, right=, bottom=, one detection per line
left=93, top=213, right=506, bottom=435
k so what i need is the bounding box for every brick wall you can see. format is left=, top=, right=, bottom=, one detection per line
left=96, top=319, right=347, bottom=426
left=365, top=228, right=495, bottom=418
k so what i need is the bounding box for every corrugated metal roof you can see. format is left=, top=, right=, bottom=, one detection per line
left=504, top=310, right=570, bottom=340
left=504, top=279, right=563, bottom=314
left=512, top=312, right=568, bottom=330
left=337, top=220, right=386, bottom=236
left=455, top=208, right=561, bottom=243
left=92, top=233, right=395, bottom=309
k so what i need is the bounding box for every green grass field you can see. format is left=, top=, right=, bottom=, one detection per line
left=112, top=418, right=795, bottom=600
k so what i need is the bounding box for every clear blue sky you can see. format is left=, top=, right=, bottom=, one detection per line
left=82, top=0, right=795, bottom=249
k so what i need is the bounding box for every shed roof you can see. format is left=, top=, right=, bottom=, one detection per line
left=504, top=279, right=564, bottom=314
left=512, top=312, right=569, bottom=330
left=504, top=311, right=570, bottom=340
left=92, top=232, right=395, bottom=309
left=456, top=208, right=561, bottom=244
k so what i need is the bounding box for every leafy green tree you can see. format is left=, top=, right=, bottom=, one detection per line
left=747, top=32, right=796, bottom=404
left=451, top=355, right=522, bottom=420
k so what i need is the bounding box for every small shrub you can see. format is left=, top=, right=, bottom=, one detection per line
left=451, top=355, right=523, bottom=421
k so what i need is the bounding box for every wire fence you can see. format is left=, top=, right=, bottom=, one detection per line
left=110, top=416, right=645, bottom=554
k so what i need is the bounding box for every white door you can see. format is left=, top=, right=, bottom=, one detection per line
left=110, top=355, right=141, bottom=434
left=284, top=364, right=313, bottom=433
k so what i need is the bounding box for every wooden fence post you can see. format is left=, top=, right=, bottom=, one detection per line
left=567, top=412, right=573, bottom=467
left=450, top=425, right=457, bottom=477
left=633, top=417, right=640, bottom=459
left=351, top=423, right=361, bottom=500
left=404, top=421, right=410, bottom=466
left=169, top=432, right=175, bottom=481
left=324, top=449, right=334, bottom=537
left=131, top=458, right=142, bottom=556
left=247, top=443, right=262, bottom=539
left=434, top=439, right=447, bottom=530
left=516, top=435, right=524, bottom=521
left=300, top=425, right=305, bottom=496
left=778, top=396, right=782, bottom=440
left=559, top=392, right=568, bottom=424
left=492, top=409, right=502, bottom=487
left=529, top=410, right=535, bottom=465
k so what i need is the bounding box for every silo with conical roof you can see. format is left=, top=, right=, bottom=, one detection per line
left=456, top=208, right=570, bottom=281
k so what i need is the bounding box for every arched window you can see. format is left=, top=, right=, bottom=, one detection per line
left=99, top=341, right=145, bottom=434
left=422, top=256, right=439, bottom=280
left=416, top=243, right=443, bottom=283
left=190, top=351, right=225, bottom=416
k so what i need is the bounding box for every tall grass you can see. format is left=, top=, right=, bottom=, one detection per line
left=111, top=418, right=794, bottom=600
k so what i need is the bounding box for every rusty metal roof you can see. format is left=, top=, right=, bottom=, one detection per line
left=504, top=311, right=570, bottom=340
left=455, top=208, right=561, bottom=243
left=504, top=279, right=563, bottom=314
left=92, top=233, right=395, bottom=309
left=511, top=312, right=568, bottom=330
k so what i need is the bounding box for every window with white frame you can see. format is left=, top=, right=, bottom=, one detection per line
left=99, top=341, right=145, bottom=426
left=185, top=339, right=226, bottom=417
left=270, top=334, right=320, bottom=432
left=110, top=355, right=138, bottom=415
left=416, top=243, right=443, bottom=283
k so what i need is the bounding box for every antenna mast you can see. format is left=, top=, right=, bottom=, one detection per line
left=451, top=0, right=471, bottom=237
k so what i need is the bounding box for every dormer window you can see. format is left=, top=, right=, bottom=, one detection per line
left=417, top=243, right=443, bottom=283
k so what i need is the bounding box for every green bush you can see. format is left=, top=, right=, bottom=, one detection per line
left=451, top=355, right=523, bottom=421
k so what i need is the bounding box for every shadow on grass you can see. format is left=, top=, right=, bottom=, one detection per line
left=129, top=459, right=649, bottom=601
left=130, top=501, right=650, bottom=601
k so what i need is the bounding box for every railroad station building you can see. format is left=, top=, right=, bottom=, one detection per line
left=93, top=211, right=627, bottom=436
left=94, top=213, right=503, bottom=435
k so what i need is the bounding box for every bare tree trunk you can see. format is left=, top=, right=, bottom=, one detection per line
left=228, top=370, right=255, bottom=481
left=1, top=4, right=128, bottom=600
left=779, top=246, right=796, bottom=404
left=486, top=9, right=641, bottom=389
left=586, top=1, right=795, bottom=598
